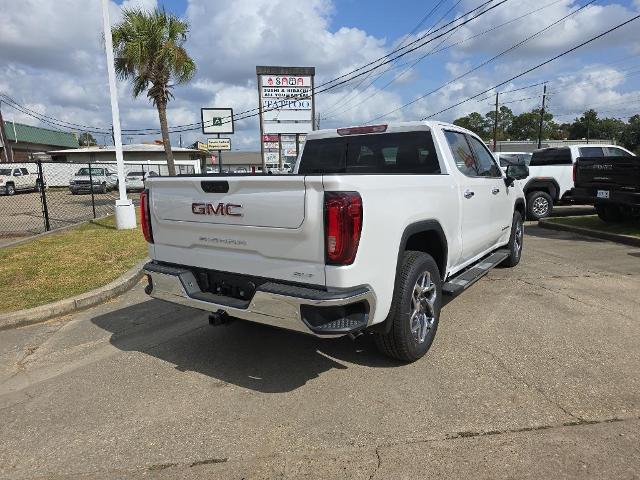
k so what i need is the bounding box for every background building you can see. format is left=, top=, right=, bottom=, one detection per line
left=0, top=121, right=78, bottom=162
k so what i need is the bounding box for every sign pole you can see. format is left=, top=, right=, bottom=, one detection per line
left=257, top=72, right=266, bottom=173
left=101, top=0, right=135, bottom=230
left=217, top=133, right=222, bottom=173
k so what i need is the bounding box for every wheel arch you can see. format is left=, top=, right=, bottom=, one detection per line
left=514, top=198, right=525, bottom=219
left=524, top=177, right=560, bottom=201
left=369, top=220, right=448, bottom=335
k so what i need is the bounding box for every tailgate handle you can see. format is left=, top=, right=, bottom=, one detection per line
left=201, top=181, right=229, bottom=193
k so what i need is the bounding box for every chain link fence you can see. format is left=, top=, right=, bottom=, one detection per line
left=0, top=161, right=175, bottom=245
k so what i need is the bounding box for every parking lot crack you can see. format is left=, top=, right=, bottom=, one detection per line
left=369, top=446, right=382, bottom=480
left=469, top=341, right=583, bottom=422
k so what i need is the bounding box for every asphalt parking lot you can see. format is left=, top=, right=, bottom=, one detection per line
left=1, top=224, right=639, bottom=479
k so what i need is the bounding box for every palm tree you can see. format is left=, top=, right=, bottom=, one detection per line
left=111, top=8, right=196, bottom=176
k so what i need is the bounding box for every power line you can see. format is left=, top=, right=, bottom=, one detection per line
left=320, top=0, right=450, bottom=118
left=325, top=0, right=562, bottom=121
left=368, top=0, right=597, bottom=123
left=421, top=12, right=640, bottom=120
left=321, top=0, right=462, bottom=120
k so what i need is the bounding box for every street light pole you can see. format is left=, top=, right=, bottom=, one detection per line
left=101, top=0, right=135, bottom=229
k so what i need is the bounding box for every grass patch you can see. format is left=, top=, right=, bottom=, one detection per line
left=548, top=215, right=640, bottom=237
left=0, top=215, right=147, bottom=313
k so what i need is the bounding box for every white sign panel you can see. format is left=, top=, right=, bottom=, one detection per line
left=262, top=86, right=311, bottom=99
left=260, top=74, right=313, bottom=133
left=264, top=122, right=313, bottom=134
left=262, top=98, right=311, bottom=111
left=201, top=108, right=234, bottom=134
left=207, top=138, right=231, bottom=151
left=262, top=76, right=312, bottom=87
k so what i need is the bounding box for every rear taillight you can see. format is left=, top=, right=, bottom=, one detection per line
left=140, top=189, right=153, bottom=243
left=324, top=192, right=362, bottom=265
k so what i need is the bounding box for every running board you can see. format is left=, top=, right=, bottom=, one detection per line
left=442, top=249, right=510, bottom=297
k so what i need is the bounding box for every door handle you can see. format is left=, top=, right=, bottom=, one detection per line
left=492, top=187, right=500, bottom=195
left=464, top=190, right=475, bottom=199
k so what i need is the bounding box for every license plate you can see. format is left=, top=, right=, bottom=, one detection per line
left=597, top=190, right=610, bottom=199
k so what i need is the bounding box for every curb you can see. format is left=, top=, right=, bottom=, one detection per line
left=0, top=259, right=148, bottom=331
left=538, top=219, right=640, bottom=248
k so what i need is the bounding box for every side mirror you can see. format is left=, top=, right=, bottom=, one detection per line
left=505, top=164, right=529, bottom=186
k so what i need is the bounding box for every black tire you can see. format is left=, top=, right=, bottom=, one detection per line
left=100, top=182, right=107, bottom=194
left=6, top=183, right=16, bottom=196
left=374, top=251, right=442, bottom=362
left=526, top=191, right=553, bottom=220
left=595, top=204, right=625, bottom=223
left=500, top=211, right=524, bottom=268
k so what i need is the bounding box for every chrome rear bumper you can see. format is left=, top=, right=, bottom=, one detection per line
left=143, top=262, right=376, bottom=336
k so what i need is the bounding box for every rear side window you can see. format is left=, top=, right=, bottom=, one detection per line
left=530, top=148, right=572, bottom=166
left=298, top=131, right=441, bottom=174
left=20, top=168, right=29, bottom=175
left=578, top=147, right=604, bottom=158
left=604, top=147, right=631, bottom=157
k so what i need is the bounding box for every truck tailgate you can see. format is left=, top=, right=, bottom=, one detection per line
left=147, top=176, right=326, bottom=285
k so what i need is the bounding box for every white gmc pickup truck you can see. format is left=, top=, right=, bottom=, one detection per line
left=141, top=121, right=529, bottom=362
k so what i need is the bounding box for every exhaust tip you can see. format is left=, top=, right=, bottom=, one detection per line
left=144, top=274, right=153, bottom=295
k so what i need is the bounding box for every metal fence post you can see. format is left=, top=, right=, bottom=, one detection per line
left=37, top=160, right=51, bottom=232
left=88, top=161, right=96, bottom=219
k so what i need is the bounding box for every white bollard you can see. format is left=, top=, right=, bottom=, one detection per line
left=115, top=199, right=137, bottom=230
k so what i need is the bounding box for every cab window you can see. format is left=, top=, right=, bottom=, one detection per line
left=466, top=135, right=502, bottom=177
left=578, top=147, right=604, bottom=157
left=444, top=131, right=478, bottom=177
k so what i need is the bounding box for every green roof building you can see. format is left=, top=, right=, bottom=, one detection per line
left=0, top=121, right=78, bottom=162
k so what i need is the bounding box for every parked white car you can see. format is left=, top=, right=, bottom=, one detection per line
left=125, top=171, right=147, bottom=191
left=0, top=167, right=42, bottom=195
left=69, top=167, right=118, bottom=194
left=140, top=121, right=529, bottom=362
left=524, top=144, right=634, bottom=219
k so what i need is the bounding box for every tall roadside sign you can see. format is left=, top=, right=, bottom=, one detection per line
left=256, top=66, right=315, bottom=172
left=201, top=107, right=234, bottom=173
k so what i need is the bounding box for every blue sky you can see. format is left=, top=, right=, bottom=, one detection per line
left=3, top=0, right=640, bottom=149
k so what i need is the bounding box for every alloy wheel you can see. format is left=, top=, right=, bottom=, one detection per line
left=410, top=271, right=437, bottom=344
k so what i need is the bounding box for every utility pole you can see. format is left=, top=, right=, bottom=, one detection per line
left=0, top=101, right=14, bottom=163
left=492, top=92, right=499, bottom=152
left=179, top=134, right=182, bottom=148
left=537, top=84, right=547, bottom=149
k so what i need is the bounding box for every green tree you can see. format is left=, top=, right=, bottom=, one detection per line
left=620, top=114, right=640, bottom=153
left=508, top=109, right=556, bottom=141
left=78, top=132, right=97, bottom=146
left=111, top=8, right=196, bottom=176
left=568, top=109, right=599, bottom=140
left=453, top=112, right=490, bottom=139
left=484, top=105, right=514, bottom=141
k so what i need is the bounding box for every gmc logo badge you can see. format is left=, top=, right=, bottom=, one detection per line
left=192, top=202, right=243, bottom=217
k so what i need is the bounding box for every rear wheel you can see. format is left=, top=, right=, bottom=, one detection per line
left=6, top=183, right=16, bottom=196
left=596, top=204, right=625, bottom=223
left=100, top=182, right=107, bottom=194
left=374, top=251, right=441, bottom=362
left=526, top=191, right=553, bottom=220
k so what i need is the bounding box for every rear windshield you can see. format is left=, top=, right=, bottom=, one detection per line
left=530, top=148, right=572, bottom=166
left=498, top=153, right=532, bottom=167
left=298, top=131, right=441, bottom=174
